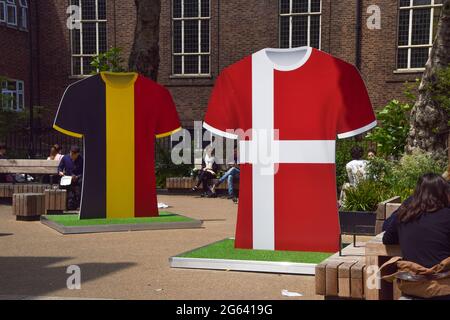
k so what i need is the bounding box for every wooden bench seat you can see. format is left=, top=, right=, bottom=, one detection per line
left=166, top=177, right=239, bottom=192
left=315, top=243, right=367, bottom=299
left=12, top=193, right=46, bottom=221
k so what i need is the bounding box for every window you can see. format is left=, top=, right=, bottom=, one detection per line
left=279, top=0, right=321, bottom=49
left=6, top=0, right=17, bottom=26
left=1, top=79, right=25, bottom=111
left=172, top=0, right=210, bottom=76
left=397, top=0, right=443, bottom=70
left=71, top=0, right=107, bottom=76
left=18, top=0, right=27, bottom=29
left=0, top=1, right=6, bottom=23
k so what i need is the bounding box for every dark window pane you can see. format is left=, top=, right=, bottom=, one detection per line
left=201, top=20, right=209, bottom=52
left=98, top=0, right=106, bottom=20
left=184, top=20, right=199, bottom=53
left=73, top=57, right=81, bottom=75
left=201, top=55, right=209, bottom=74
left=81, top=0, right=96, bottom=20
left=82, top=22, right=97, bottom=54
left=201, top=0, right=209, bottom=17
left=98, top=22, right=107, bottom=52
left=173, top=55, right=182, bottom=74
left=184, top=55, right=199, bottom=74
left=400, top=0, right=411, bottom=6
left=411, top=8, right=431, bottom=45
left=83, top=56, right=95, bottom=74
left=311, top=0, right=321, bottom=12
left=292, top=0, right=308, bottom=13
left=411, top=47, right=429, bottom=68
left=291, top=15, right=308, bottom=47
left=280, top=0, right=290, bottom=14
left=398, top=10, right=410, bottom=46
left=72, top=28, right=81, bottom=54
left=280, top=16, right=290, bottom=48
left=184, top=0, right=199, bottom=18
left=413, top=0, right=431, bottom=5
left=173, top=20, right=182, bottom=53
left=173, top=0, right=181, bottom=18
left=397, top=48, right=409, bottom=69
left=310, top=15, right=320, bottom=48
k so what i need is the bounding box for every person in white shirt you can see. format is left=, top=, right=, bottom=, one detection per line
left=47, top=144, right=64, bottom=161
left=192, top=146, right=218, bottom=197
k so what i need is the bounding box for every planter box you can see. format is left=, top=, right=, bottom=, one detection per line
left=339, top=210, right=377, bottom=236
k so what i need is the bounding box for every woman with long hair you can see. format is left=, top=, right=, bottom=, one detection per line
left=383, top=173, right=450, bottom=299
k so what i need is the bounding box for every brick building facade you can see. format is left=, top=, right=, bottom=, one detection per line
left=0, top=0, right=443, bottom=129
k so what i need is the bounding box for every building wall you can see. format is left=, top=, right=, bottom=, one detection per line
left=2, top=0, right=424, bottom=128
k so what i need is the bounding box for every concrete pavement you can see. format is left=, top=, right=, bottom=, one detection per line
left=0, top=195, right=320, bottom=300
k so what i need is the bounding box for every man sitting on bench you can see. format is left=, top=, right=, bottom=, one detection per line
left=58, top=145, right=83, bottom=210
left=211, top=147, right=240, bottom=202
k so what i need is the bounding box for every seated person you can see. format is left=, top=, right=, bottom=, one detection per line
left=339, top=146, right=368, bottom=205
left=58, top=145, right=84, bottom=210
left=192, top=146, right=217, bottom=197
left=383, top=173, right=450, bottom=300
left=211, top=147, right=239, bottom=201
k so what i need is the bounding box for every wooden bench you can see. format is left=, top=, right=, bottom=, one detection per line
left=13, top=193, right=46, bottom=221
left=365, top=233, right=402, bottom=300
left=44, top=189, right=67, bottom=214
left=375, top=196, right=402, bottom=234
left=166, top=177, right=239, bottom=193
left=315, top=243, right=367, bottom=299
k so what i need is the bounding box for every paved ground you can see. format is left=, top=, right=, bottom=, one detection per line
left=0, top=194, right=321, bottom=300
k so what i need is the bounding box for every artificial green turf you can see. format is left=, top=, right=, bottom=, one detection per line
left=44, top=211, right=194, bottom=226
left=179, top=239, right=333, bottom=264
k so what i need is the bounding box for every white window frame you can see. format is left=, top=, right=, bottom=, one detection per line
left=1, top=79, right=25, bottom=111
left=0, top=1, right=6, bottom=23
left=397, top=0, right=443, bottom=71
left=6, top=0, right=17, bottom=26
left=70, top=0, right=107, bottom=76
left=18, top=0, right=27, bottom=30
left=172, top=0, right=211, bottom=77
left=279, top=0, right=322, bottom=49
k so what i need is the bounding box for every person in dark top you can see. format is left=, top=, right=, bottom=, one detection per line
left=58, top=145, right=84, bottom=210
left=383, top=173, right=450, bottom=269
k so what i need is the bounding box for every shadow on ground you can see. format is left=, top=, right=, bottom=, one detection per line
left=0, top=233, right=13, bottom=237
left=0, top=256, right=135, bottom=297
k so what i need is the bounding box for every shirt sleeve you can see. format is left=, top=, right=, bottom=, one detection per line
left=203, top=69, right=239, bottom=140
left=53, top=82, right=85, bottom=138
left=155, top=87, right=182, bottom=139
left=336, top=65, right=377, bottom=139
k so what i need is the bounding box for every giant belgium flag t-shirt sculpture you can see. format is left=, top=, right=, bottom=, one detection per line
left=54, top=72, right=181, bottom=219
left=203, top=47, right=377, bottom=253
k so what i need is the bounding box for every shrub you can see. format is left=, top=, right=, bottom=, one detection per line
left=341, top=180, right=389, bottom=212
left=366, top=100, right=412, bottom=159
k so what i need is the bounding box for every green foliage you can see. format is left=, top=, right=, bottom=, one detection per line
left=366, top=100, right=412, bottom=159
left=90, top=47, right=126, bottom=73
left=342, top=180, right=390, bottom=212
left=366, top=152, right=446, bottom=201
left=154, top=140, right=193, bottom=188
left=427, top=65, right=450, bottom=126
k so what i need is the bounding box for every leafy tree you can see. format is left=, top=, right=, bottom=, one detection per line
left=90, top=47, right=126, bottom=73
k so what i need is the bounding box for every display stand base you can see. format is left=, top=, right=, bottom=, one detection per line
left=170, top=239, right=334, bottom=275
left=40, top=213, right=203, bottom=235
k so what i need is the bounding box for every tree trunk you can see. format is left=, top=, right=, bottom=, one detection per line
left=406, top=0, right=450, bottom=160
left=128, top=0, right=161, bottom=80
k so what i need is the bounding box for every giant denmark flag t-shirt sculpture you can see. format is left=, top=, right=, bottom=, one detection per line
left=54, top=72, right=181, bottom=220
left=203, top=47, right=377, bottom=253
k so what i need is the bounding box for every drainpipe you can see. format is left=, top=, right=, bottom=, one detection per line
left=355, top=0, right=363, bottom=70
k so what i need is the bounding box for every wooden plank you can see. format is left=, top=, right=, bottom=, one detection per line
left=365, top=233, right=402, bottom=257
left=350, top=261, right=366, bottom=299
left=315, top=262, right=327, bottom=295
left=338, top=261, right=358, bottom=298
left=325, top=260, right=343, bottom=296
left=365, top=255, right=379, bottom=300
left=386, top=203, right=401, bottom=219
